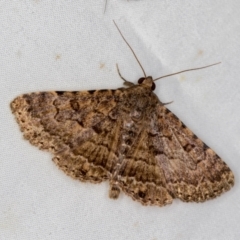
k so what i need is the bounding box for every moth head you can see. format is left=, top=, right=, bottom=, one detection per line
left=138, top=77, right=156, bottom=91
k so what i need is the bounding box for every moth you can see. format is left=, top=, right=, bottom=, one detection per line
left=11, top=21, right=234, bottom=207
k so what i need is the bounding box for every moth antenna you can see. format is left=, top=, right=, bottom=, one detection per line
left=153, top=62, right=221, bottom=81
left=113, top=20, right=147, bottom=78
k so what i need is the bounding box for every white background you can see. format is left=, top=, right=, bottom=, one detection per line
left=1, top=0, right=240, bottom=239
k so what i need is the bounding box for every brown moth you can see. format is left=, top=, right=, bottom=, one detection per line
left=10, top=21, right=234, bottom=207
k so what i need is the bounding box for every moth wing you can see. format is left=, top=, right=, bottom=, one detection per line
left=10, top=90, right=124, bottom=183
left=116, top=104, right=234, bottom=206
left=156, top=105, right=234, bottom=202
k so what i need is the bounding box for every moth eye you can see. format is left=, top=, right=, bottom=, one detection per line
left=151, top=82, right=156, bottom=91
left=138, top=77, right=145, bottom=84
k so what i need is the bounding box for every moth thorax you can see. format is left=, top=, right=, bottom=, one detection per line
left=138, top=76, right=156, bottom=90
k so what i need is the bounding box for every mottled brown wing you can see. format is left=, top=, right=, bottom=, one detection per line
left=117, top=103, right=234, bottom=206
left=116, top=122, right=174, bottom=206
left=115, top=108, right=174, bottom=207
left=10, top=90, right=124, bottom=183
left=156, top=105, right=234, bottom=202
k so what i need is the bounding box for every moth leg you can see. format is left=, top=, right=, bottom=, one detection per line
left=162, top=100, right=173, bottom=106
left=116, top=64, right=135, bottom=87
left=109, top=183, right=121, bottom=199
